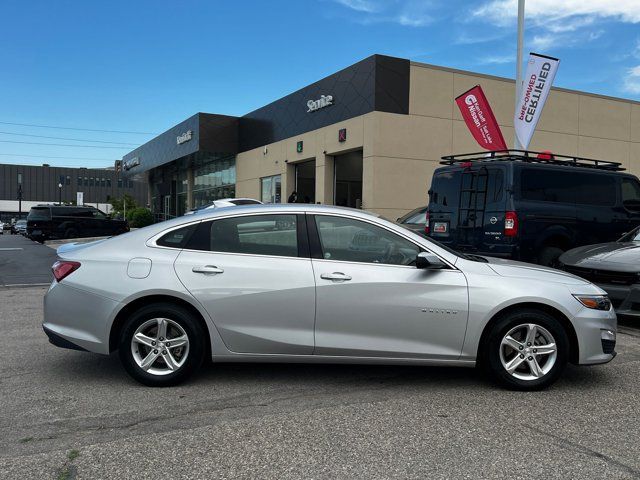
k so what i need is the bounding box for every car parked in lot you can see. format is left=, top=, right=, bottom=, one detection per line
left=427, top=150, right=640, bottom=266
left=559, top=226, right=640, bottom=319
left=184, top=198, right=262, bottom=215
left=27, top=205, right=128, bottom=242
left=397, top=206, right=428, bottom=236
left=43, top=204, right=616, bottom=390
left=11, top=219, right=27, bottom=235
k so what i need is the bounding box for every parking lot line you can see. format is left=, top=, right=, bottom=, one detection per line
left=0, top=248, right=24, bottom=251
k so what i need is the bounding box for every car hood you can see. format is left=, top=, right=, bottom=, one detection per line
left=483, top=257, right=590, bottom=285
left=560, top=242, right=640, bottom=272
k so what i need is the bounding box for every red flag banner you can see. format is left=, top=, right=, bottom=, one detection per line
left=455, top=85, right=508, bottom=151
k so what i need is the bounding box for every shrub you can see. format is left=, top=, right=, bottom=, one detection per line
left=127, top=207, right=154, bottom=228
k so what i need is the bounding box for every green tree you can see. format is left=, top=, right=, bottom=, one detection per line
left=109, top=194, right=137, bottom=218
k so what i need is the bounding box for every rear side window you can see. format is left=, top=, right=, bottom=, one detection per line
left=157, top=224, right=197, bottom=248
left=27, top=207, right=51, bottom=220
left=187, top=215, right=299, bottom=257
left=521, top=169, right=574, bottom=203
left=520, top=169, right=615, bottom=206
left=574, top=173, right=615, bottom=206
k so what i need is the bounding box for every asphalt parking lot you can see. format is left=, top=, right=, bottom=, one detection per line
left=0, top=233, right=56, bottom=286
left=0, top=282, right=639, bottom=479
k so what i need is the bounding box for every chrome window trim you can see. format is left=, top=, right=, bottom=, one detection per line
left=146, top=209, right=458, bottom=270
left=149, top=212, right=304, bottom=260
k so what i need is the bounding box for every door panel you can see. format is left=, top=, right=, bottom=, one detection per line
left=312, top=260, right=469, bottom=358
left=174, top=251, right=316, bottom=354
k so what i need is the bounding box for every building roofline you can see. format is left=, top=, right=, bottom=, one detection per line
left=410, top=60, right=640, bottom=106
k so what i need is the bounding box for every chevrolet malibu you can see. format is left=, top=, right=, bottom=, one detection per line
left=43, top=205, right=617, bottom=390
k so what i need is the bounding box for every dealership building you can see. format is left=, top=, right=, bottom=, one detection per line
left=0, top=164, right=148, bottom=222
left=122, top=54, right=640, bottom=220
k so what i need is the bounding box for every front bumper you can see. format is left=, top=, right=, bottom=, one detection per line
left=594, top=283, right=640, bottom=319
left=573, top=306, right=617, bottom=365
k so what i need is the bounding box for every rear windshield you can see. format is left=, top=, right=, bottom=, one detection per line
left=230, top=199, right=261, bottom=205
left=27, top=207, right=51, bottom=220
left=520, top=169, right=616, bottom=206
left=430, top=171, right=459, bottom=208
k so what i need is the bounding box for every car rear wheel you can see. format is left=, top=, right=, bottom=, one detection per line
left=483, top=309, right=568, bottom=390
left=118, top=303, right=205, bottom=387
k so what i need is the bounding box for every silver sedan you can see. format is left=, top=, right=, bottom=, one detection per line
left=43, top=205, right=617, bottom=390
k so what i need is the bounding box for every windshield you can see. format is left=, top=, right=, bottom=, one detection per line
left=27, top=207, right=51, bottom=221
left=619, top=226, right=640, bottom=242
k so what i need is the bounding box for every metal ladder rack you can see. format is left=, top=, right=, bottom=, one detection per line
left=440, top=150, right=624, bottom=171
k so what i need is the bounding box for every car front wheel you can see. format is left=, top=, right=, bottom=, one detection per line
left=483, top=309, right=569, bottom=391
left=118, top=303, right=205, bottom=387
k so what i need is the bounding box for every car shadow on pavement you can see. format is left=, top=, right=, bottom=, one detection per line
left=44, top=349, right=615, bottom=393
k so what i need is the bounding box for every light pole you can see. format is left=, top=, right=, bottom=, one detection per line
left=17, top=173, right=23, bottom=218
left=58, top=182, right=63, bottom=205
left=514, top=0, right=525, bottom=150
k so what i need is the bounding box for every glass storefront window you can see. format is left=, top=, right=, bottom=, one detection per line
left=261, top=175, right=281, bottom=204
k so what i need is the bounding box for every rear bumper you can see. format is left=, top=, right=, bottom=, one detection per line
left=43, top=282, right=119, bottom=354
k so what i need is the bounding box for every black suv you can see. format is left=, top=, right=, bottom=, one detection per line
left=27, top=205, right=129, bottom=242
left=427, top=150, right=640, bottom=266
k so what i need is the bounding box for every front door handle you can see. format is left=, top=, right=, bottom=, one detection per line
left=192, top=265, right=224, bottom=274
left=320, top=272, right=352, bottom=282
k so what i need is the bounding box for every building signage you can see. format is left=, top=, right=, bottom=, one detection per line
left=77, top=192, right=84, bottom=206
left=176, top=130, right=193, bottom=145
left=296, top=141, right=303, bottom=153
left=123, top=157, right=140, bottom=171
left=338, top=128, right=347, bottom=142
left=307, top=95, right=333, bottom=113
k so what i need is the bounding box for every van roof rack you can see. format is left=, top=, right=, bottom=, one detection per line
left=440, top=150, right=624, bottom=171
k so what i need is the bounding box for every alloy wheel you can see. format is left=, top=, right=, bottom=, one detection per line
left=130, top=318, right=190, bottom=376
left=499, top=323, right=558, bottom=381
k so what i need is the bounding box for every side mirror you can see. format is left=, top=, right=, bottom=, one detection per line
left=416, top=252, right=447, bottom=270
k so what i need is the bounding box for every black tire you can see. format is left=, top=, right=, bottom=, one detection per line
left=64, top=228, right=79, bottom=239
left=537, top=246, right=564, bottom=267
left=482, top=309, right=569, bottom=391
left=118, top=303, right=206, bottom=387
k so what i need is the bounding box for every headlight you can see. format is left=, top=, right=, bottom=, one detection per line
left=573, top=295, right=612, bottom=311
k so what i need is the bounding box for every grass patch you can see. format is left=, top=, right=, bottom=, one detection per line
left=19, top=436, right=34, bottom=443
left=67, top=449, right=80, bottom=461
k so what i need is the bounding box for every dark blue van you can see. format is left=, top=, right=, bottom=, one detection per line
left=426, top=151, right=640, bottom=266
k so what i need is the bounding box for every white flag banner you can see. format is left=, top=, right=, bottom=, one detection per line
left=515, top=53, right=560, bottom=149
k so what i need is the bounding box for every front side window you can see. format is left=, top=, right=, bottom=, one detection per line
left=188, top=214, right=298, bottom=257
left=622, top=177, right=640, bottom=212
left=314, top=215, right=420, bottom=266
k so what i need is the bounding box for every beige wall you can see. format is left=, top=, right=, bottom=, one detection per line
left=236, top=61, right=640, bottom=219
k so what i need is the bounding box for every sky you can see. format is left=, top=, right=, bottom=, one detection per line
left=1, top=0, right=640, bottom=168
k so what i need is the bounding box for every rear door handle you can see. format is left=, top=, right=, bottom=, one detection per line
left=320, top=272, right=352, bottom=281
left=192, top=265, right=224, bottom=274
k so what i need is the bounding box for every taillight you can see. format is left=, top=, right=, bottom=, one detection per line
left=424, top=211, right=430, bottom=235
left=52, top=261, right=81, bottom=282
left=505, top=211, right=518, bottom=237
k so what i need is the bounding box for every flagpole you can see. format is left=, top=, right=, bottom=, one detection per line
left=514, top=0, right=525, bottom=150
